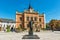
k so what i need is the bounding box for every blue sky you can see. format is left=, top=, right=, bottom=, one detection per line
left=0, top=0, right=60, bottom=23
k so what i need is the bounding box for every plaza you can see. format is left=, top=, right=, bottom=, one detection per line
left=0, top=0, right=60, bottom=40
left=0, top=31, right=60, bottom=40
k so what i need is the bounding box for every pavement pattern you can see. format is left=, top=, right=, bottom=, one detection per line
left=0, top=31, right=60, bottom=40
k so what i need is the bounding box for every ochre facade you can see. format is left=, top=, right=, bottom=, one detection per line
left=16, top=6, right=45, bottom=31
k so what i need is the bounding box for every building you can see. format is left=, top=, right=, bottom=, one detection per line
left=16, top=5, right=45, bottom=31
left=0, top=18, right=15, bottom=31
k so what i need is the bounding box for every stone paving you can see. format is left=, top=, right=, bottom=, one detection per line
left=0, top=31, right=60, bottom=40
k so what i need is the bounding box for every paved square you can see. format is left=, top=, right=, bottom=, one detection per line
left=0, top=31, right=60, bottom=40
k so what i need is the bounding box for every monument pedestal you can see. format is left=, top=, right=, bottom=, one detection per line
left=22, top=35, right=40, bottom=39
left=22, top=21, right=40, bottom=39
left=22, top=31, right=40, bottom=39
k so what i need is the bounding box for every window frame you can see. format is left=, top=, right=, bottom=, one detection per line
left=34, top=17, right=37, bottom=21
left=31, top=17, right=33, bottom=21
left=20, top=17, right=22, bottom=21
left=27, top=16, right=29, bottom=21
left=39, top=18, right=41, bottom=22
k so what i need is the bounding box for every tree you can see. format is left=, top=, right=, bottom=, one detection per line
left=15, top=26, right=22, bottom=33
left=46, top=23, right=51, bottom=30
left=49, top=19, right=60, bottom=31
left=6, top=25, right=10, bottom=32
left=55, top=20, right=60, bottom=31
left=49, top=19, right=57, bottom=31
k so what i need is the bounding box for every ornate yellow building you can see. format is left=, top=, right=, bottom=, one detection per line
left=16, top=5, right=45, bottom=31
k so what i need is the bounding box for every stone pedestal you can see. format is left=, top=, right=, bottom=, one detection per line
left=22, top=21, right=40, bottom=39
left=22, top=35, right=40, bottom=39
left=22, top=30, right=40, bottom=39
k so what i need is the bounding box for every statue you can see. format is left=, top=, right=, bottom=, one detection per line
left=29, top=21, right=34, bottom=35
left=22, top=21, right=40, bottom=39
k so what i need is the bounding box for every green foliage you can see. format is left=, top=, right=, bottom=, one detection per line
left=7, top=29, right=10, bottom=32
left=6, top=25, right=10, bottom=32
left=41, top=28, right=46, bottom=30
left=55, top=22, right=60, bottom=30
left=49, top=19, right=60, bottom=31
left=22, top=28, right=26, bottom=31
left=17, top=27, right=21, bottom=30
left=46, top=23, right=51, bottom=30
left=6, top=25, right=10, bottom=29
left=15, top=26, right=22, bottom=33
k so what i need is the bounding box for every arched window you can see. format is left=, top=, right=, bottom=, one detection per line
left=27, top=24, right=29, bottom=27
left=20, top=24, right=22, bottom=28
left=27, top=16, right=29, bottom=21
left=39, top=18, right=41, bottom=22
left=20, top=24, right=22, bottom=27
left=20, top=17, right=22, bottom=21
left=34, top=17, right=37, bottom=21
left=31, top=17, right=33, bottom=21
left=40, top=24, right=42, bottom=28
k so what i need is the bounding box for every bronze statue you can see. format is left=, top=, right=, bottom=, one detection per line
left=22, top=21, right=40, bottom=39
left=29, top=21, right=34, bottom=35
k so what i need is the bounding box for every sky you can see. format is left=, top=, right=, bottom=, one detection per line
left=0, top=0, right=60, bottom=23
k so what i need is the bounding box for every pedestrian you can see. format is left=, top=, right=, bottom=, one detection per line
left=11, top=27, right=14, bottom=32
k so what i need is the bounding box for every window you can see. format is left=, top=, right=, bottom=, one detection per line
left=20, top=24, right=22, bottom=27
left=40, top=24, right=42, bottom=27
left=20, top=17, right=22, bottom=21
left=39, top=18, right=41, bottom=22
left=27, top=17, right=29, bottom=21
left=20, top=24, right=22, bottom=28
left=31, top=17, right=33, bottom=21
left=27, top=24, right=29, bottom=27
left=34, top=17, right=37, bottom=21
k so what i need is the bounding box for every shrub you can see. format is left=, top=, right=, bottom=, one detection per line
left=6, top=25, right=10, bottom=32
left=7, top=29, right=10, bottom=32
left=15, top=26, right=22, bottom=33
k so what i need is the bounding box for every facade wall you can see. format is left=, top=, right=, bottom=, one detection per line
left=16, top=13, right=22, bottom=28
left=39, top=16, right=44, bottom=28
left=23, top=13, right=39, bottom=30
left=16, top=12, right=45, bottom=31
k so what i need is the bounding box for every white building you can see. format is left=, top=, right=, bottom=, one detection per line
left=0, top=18, right=16, bottom=31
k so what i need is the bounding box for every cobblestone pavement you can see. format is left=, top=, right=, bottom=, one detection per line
left=0, top=31, right=60, bottom=40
